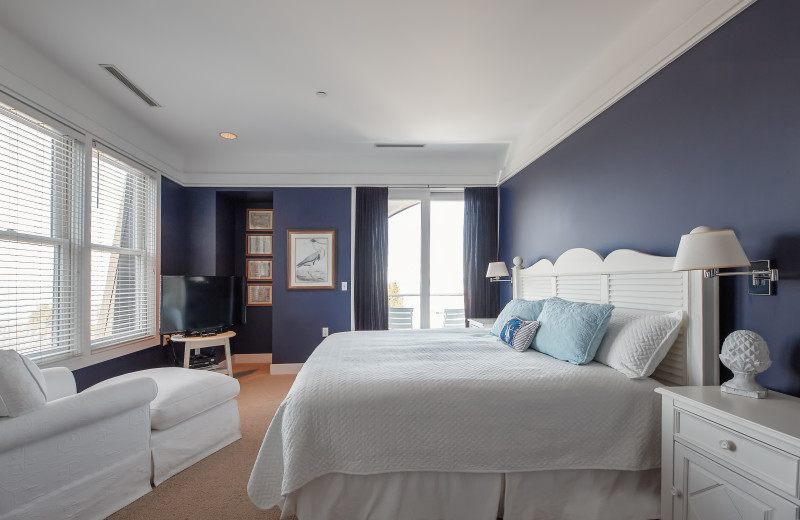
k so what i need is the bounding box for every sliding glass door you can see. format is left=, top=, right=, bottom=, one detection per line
left=387, top=190, right=464, bottom=329
left=430, top=196, right=465, bottom=327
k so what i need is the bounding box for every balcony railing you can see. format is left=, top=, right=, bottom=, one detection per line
left=388, top=293, right=464, bottom=329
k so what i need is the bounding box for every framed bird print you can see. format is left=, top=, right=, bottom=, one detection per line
left=287, top=229, right=335, bottom=290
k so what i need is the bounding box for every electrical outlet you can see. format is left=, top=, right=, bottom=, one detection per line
left=341, top=281, right=348, bottom=291
left=161, top=334, right=171, bottom=346
left=322, top=327, right=329, bottom=337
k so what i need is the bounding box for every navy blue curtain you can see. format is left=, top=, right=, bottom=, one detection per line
left=354, top=187, right=389, bottom=330
left=463, top=187, right=499, bottom=321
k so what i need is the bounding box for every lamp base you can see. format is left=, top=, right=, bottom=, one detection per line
left=721, top=372, right=768, bottom=399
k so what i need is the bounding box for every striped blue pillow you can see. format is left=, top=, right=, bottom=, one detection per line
left=499, top=316, right=540, bottom=352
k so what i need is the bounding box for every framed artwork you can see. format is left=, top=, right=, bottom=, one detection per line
left=247, top=259, right=272, bottom=281
left=246, top=234, right=273, bottom=255
left=247, top=284, right=272, bottom=306
left=287, top=229, right=335, bottom=290
left=247, top=209, right=273, bottom=231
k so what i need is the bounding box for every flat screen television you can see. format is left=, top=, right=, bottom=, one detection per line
left=160, top=276, right=245, bottom=335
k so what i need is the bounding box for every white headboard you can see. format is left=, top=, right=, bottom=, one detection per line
left=512, top=248, right=719, bottom=386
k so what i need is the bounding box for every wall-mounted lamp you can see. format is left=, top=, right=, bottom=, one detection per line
left=486, top=262, right=511, bottom=283
left=672, top=226, right=779, bottom=295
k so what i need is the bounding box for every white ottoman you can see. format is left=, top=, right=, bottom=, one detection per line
left=94, top=367, right=242, bottom=485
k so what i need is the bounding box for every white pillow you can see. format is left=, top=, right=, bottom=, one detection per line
left=594, top=310, right=683, bottom=379
left=0, top=350, right=48, bottom=417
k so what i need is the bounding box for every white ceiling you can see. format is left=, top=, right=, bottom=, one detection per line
left=0, top=0, right=753, bottom=187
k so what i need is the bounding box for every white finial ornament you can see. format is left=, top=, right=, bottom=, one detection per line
left=719, top=330, right=771, bottom=398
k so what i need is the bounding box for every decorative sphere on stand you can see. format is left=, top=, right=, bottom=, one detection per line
left=719, top=330, right=771, bottom=399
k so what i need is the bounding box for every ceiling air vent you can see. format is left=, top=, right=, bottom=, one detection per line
left=374, top=143, right=425, bottom=148
left=99, top=64, right=161, bottom=107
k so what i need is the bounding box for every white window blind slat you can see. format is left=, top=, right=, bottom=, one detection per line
left=0, top=103, right=82, bottom=363
left=90, top=149, right=156, bottom=350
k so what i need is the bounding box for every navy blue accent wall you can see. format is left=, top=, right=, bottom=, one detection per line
left=186, top=188, right=218, bottom=275
left=498, top=0, right=800, bottom=395
left=72, top=346, right=169, bottom=392
left=272, top=188, right=352, bottom=363
left=161, top=176, right=187, bottom=276
left=215, top=194, right=236, bottom=276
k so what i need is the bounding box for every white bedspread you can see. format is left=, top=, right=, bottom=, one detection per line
left=248, top=328, right=661, bottom=509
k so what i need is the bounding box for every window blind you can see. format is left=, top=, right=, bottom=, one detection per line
left=90, top=148, right=157, bottom=349
left=0, top=103, right=82, bottom=363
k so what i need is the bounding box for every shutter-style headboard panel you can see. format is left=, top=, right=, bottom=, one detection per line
left=511, top=248, right=719, bottom=386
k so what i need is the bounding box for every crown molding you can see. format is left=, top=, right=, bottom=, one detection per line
left=177, top=171, right=498, bottom=188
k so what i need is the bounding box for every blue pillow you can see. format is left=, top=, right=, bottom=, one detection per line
left=499, top=316, right=540, bottom=352
left=532, top=297, right=614, bottom=365
left=490, top=299, right=547, bottom=337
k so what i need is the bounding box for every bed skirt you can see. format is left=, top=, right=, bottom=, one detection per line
left=278, top=468, right=660, bottom=520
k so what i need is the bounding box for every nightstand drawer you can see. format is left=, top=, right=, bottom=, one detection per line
left=674, top=443, right=799, bottom=520
left=677, top=410, right=800, bottom=497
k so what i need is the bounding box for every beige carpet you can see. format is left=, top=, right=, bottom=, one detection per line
left=108, top=364, right=298, bottom=520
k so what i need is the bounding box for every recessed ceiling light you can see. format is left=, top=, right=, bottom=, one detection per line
left=316, top=91, right=327, bottom=98
left=219, top=132, right=237, bottom=140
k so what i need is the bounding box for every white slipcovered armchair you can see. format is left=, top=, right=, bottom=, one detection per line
left=0, top=367, right=157, bottom=520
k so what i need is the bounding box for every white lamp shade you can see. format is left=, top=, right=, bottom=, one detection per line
left=486, top=262, right=509, bottom=278
left=673, top=226, right=750, bottom=271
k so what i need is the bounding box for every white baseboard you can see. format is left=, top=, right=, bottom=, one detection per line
left=219, top=353, right=272, bottom=368
left=270, top=363, right=304, bottom=375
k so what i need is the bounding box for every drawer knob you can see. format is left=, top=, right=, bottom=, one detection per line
left=670, top=487, right=682, bottom=497
left=719, top=439, right=736, bottom=451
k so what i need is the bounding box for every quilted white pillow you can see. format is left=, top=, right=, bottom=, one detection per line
left=594, top=310, right=683, bottom=379
left=0, top=350, right=48, bottom=417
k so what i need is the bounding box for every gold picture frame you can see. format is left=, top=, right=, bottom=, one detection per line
left=247, top=259, right=273, bottom=281
left=246, top=234, right=273, bottom=256
left=246, top=209, right=273, bottom=231
left=247, top=284, right=272, bottom=306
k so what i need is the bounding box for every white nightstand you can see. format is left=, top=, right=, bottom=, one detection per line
left=467, top=318, right=495, bottom=329
left=656, top=386, right=800, bottom=520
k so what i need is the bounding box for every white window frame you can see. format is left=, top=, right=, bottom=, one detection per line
left=0, top=99, right=84, bottom=364
left=88, top=144, right=158, bottom=352
left=0, top=94, right=161, bottom=370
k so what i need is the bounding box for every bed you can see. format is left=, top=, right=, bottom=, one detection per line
left=248, top=248, right=720, bottom=520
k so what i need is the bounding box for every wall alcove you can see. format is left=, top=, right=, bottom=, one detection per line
left=216, top=190, right=274, bottom=356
